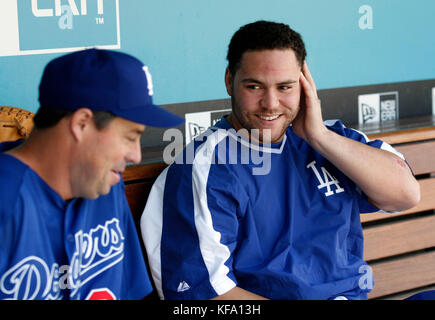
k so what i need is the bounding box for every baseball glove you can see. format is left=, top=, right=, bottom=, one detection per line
left=0, top=106, right=35, bottom=143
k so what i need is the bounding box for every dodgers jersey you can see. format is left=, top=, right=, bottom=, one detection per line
left=0, top=140, right=153, bottom=300
left=141, top=117, right=405, bottom=300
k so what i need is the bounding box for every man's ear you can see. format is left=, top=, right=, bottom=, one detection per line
left=224, top=67, right=233, bottom=96
left=69, top=108, right=94, bottom=142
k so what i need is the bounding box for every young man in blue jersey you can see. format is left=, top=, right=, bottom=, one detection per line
left=141, top=21, right=420, bottom=300
left=0, top=48, right=184, bottom=300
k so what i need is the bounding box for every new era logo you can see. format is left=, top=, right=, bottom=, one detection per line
left=358, top=92, right=399, bottom=125
left=361, top=103, right=376, bottom=123
left=177, top=281, right=190, bottom=293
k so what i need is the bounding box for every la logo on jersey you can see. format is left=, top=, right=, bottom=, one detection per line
left=307, top=160, right=345, bottom=196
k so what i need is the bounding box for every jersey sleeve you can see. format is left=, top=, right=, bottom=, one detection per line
left=324, top=120, right=408, bottom=213
left=141, top=158, right=245, bottom=300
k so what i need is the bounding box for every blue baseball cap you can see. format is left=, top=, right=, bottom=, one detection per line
left=38, top=48, right=184, bottom=127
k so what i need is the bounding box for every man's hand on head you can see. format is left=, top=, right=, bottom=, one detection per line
left=292, top=62, right=328, bottom=145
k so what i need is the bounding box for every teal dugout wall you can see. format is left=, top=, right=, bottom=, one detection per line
left=0, top=0, right=434, bottom=114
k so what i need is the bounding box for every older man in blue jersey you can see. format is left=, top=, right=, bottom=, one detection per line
left=0, top=49, right=184, bottom=300
left=141, top=21, right=420, bottom=300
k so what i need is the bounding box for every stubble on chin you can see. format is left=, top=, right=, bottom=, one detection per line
left=230, top=108, right=292, bottom=144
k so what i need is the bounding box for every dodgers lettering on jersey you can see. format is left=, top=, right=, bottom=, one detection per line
left=141, top=117, right=404, bottom=300
left=2, top=256, right=63, bottom=300
left=1, top=218, right=124, bottom=300
left=69, top=218, right=125, bottom=297
left=0, top=142, right=153, bottom=300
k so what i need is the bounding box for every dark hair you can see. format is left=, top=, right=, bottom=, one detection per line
left=226, top=20, right=307, bottom=76
left=33, top=106, right=116, bottom=130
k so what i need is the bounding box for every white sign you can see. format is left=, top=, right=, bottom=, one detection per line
left=185, top=109, right=231, bottom=144
left=358, top=91, right=399, bottom=125
left=0, top=0, right=120, bottom=57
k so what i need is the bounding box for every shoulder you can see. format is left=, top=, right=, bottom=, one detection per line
left=323, top=120, right=403, bottom=158
left=169, top=127, right=234, bottom=172
left=0, top=154, right=28, bottom=215
left=324, top=119, right=373, bottom=143
left=162, top=128, right=244, bottom=194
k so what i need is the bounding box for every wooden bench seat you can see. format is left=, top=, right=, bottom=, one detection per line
left=361, top=126, right=435, bottom=299
left=123, top=125, right=435, bottom=300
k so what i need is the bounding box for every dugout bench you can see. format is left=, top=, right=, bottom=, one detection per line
left=123, top=118, right=435, bottom=300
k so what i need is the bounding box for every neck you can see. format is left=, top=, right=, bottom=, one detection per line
left=7, top=129, right=74, bottom=200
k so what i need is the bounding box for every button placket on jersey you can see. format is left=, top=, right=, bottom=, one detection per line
left=63, top=200, right=83, bottom=299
